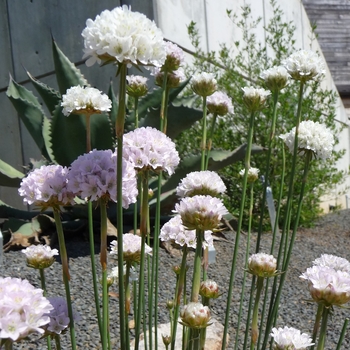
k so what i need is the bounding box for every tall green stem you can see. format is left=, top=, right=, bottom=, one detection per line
left=250, top=277, right=264, bottom=349
left=116, top=63, right=127, bottom=350
left=134, top=97, right=139, bottom=129
left=39, top=268, right=52, bottom=350
left=205, top=112, right=218, bottom=170
left=191, top=229, right=204, bottom=302
left=311, top=303, right=324, bottom=350
left=336, top=317, right=349, bottom=350
left=54, top=335, right=62, bottom=350
left=53, top=208, right=76, bottom=350
left=200, top=97, right=208, bottom=171
left=317, top=306, right=330, bottom=350
left=160, top=71, right=169, bottom=133
left=222, top=110, right=256, bottom=350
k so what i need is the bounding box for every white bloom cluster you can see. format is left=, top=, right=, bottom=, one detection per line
left=110, top=233, right=152, bottom=264
left=260, top=66, right=290, bottom=92
left=67, top=149, right=138, bottom=207
left=61, top=86, right=112, bottom=116
left=207, top=91, right=234, bottom=116
left=82, top=5, right=165, bottom=67
left=0, top=277, right=53, bottom=341
left=160, top=215, right=213, bottom=249
left=239, top=167, right=260, bottom=183
left=174, top=195, right=228, bottom=231
left=191, top=72, right=217, bottom=97
left=126, top=75, right=148, bottom=98
left=176, top=171, right=226, bottom=198
left=45, top=297, right=80, bottom=335
left=279, top=120, right=334, bottom=160
left=271, top=326, right=314, bottom=349
left=180, top=302, right=211, bottom=329
left=242, top=86, right=271, bottom=112
left=123, top=127, right=180, bottom=175
left=22, top=245, right=59, bottom=269
left=18, top=165, right=75, bottom=206
left=283, top=49, right=325, bottom=82
left=300, top=264, right=350, bottom=306
left=248, top=252, right=277, bottom=278
left=313, top=254, right=350, bottom=273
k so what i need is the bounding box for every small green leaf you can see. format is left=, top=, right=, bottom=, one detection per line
left=0, top=159, right=24, bottom=187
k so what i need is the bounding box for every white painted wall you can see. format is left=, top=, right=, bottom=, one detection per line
left=154, top=0, right=350, bottom=212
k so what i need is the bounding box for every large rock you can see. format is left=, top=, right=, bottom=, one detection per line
left=130, top=318, right=229, bottom=349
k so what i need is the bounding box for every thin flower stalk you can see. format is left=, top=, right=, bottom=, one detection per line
left=317, top=306, right=331, bottom=350
left=262, top=150, right=312, bottom=348
left=52, top=208, right=77, bottom=350
left=310, top=303, right=324, bottom=350
left=171, top=248, right=188, bottom=350
left=160, top=70, right=169, bottom=133
left=222, top=110, right=256, bottom=350
left=250, top=276, right=264, bottom=349
left=100, top=199, right=110, bottom=350
left=134, top=97, right=140, bottom=129
left=54, top=335, right=62, bottom=350
left=336, top=318, right=349, bottom=350
left=116, top=62, right=128, bottom=350
left=243, top=277, right=256, bottom=350
left=200, top=97, right=208, bottom=171
left=205, top=112, right=218, bottom=170
left=135, top=171, right=150, bottom=350
left=235, top=183, right=254, bottom=350
left=191, top=229, right=204, bottom=302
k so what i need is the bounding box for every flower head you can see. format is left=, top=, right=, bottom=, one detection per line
left=67, top=149, right=137, bottom=207
left=45, top=297, right=80, bottom=335
left=242, top=86, right=271, bottom=112
left=174, top=195, right=228, bottom=231
left=260, top=66, right=290, bottom=92
left=279, top=120, right=334, bottom=160
left=160, top=215, right=214, bottom=249
left=82, top=5, right=165, bottom=67
left=313, top=254, right=350, bottom=273
left=239, top=167, right=260, bottom=183
left=300, top=265, right=350, bottom=306
left=0, top=277, right=53, bottom=341
left=162, top=41, right=185, bottom=72
left=207, top=91, right=234, bottom=116
left=283, top=50, right=325, bottom=82
left=110, top=233, right=152, bottom=263
left=61, top=86, right=112, bottom=116
left=153, top=67, right=186, bottom=88
left=248, top=253, right=277, bottom=278
left=176, top=171, right=226, bottom=198
left=191, top=72, right=217, bottom=97
left=271, top=326, right=314, bottom=349
left=123, top=127, right=180, bottom=175
left=180, top=302, right=211, bottom=329
left=126, top=75, right=148, bottom=98
left=22, top=245, right=59, bottom=269
left=18, top=165, right=75, bottom=207
left=199, top=280, right=220, bottom=299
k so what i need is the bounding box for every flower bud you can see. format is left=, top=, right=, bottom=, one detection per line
left=199, top=280, right=220, bottom=299
left=248, top=253, right=277, bottom=278
left=242, top=86, right=270, bottom=112
left=260, top=66, right=290, bottom=92
left=22, top=245, right=59, bottom=270
left=162, top=334, right=172, bottom=346
left=180, top=302, right=211, bottom=329
left=239, top=167, right=260, bottom=183
left=191, top=72, right=217, bottom=97
left=166, top=300, right=174, bottom=310
left=126, top=75, right=148, bottom=98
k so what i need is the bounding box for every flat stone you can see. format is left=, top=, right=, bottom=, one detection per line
left=130, top=318, right=229, bottom=349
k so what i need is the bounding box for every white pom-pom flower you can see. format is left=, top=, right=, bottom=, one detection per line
left=207, top=91, right=234, bottom=116
left=271, top=326, right=314, bottom=349
left=191, top=72, right=217, bottom=97
left=260, top=66, right=290, bottom=92
left=313, top=254, right=350, bottom=273
left=22, top=245, right=59, bottom=269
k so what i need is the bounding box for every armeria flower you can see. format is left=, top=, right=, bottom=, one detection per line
left=61, top=86, right=112, bottom=117
left=0, top=277, right=53, bottom=341
left=162, top=41, right=185, bottom=72
left=160, top=215, right=214, bottom=249
left=176, top=171, right=226, bottom=198
left=110, top=233, right=152, bottom=263
left=126, top=75, right=148, bottom=98
left=22, top=245, right=59, bottom=269
left=300, top=265, right=350, bottom=306
left=67, top=149, right=137, bottom=207
left=107, top=265, right=138, bottom=286
left=153, top=67, right=186, bottom=88
left=270, top=326, right=314, bottom=349
left=279, top=120, right=334, bottom=160
left=123, top=127, right=180, bottom=175
left=199, top=280, right=220, bottom=299
left=18, top=165, right=75, bottom=207
left=239, top=167, right=260, bottom=183
left=82, top=5, right=165, bottom=67
left=248, top=253, right=277, bottom=278
left=242, top=86, right=271, bottom=112
left=191, top=72, right=217, bottom=97
left=173, top=195, right=228, bottom=231
left=45, top=297, right=80, bottom=335
left=260, top=66, right=290, bottom=92
left=180, top=302, right=211, bottom=329
left=313, top=254, right=350, bottom=273
left=207, top=91, right=234, bottom=116
left=282, top=49, right=325, bottom=82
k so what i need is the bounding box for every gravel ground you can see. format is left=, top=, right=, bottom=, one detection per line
left=2, top=209, right=350, bottom=349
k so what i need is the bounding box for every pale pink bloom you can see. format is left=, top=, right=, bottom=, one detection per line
left=271, top=326, right=314, bottom=349
left=313, top=254, right=350, bottom=273
left=248, top=252, right=277, bottom=278
left=207, top=91, right=234, bottom=116
left=180, top=302, right=211, bottom=329
left=22, top=245, right=58, bottom=269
